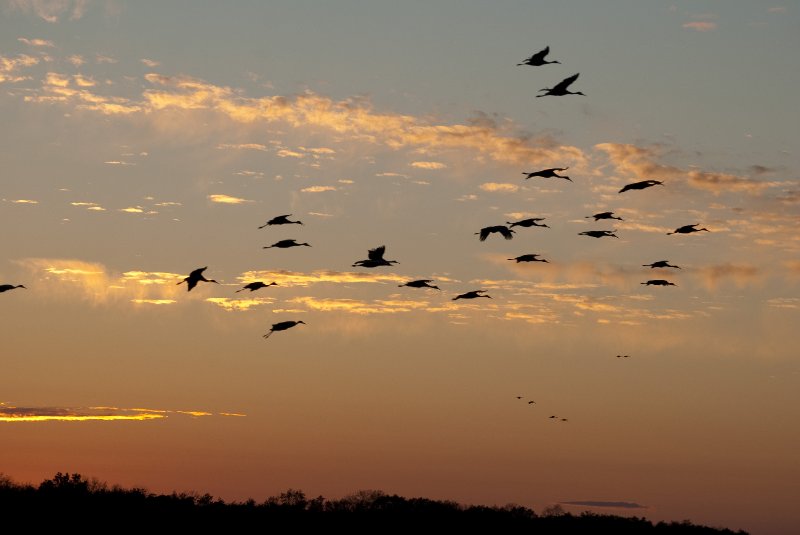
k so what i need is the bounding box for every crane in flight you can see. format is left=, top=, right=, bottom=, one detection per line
left=579, top=230, right=618, bottom=239
left=236, top=281, right=278, bottom=292
left=537, top=73, right=585, bottom=97
left=508, top=254, right=549, bottom=263
left=643, top=260, right=681, bottom=269
left=667, top=224, right=709, bottom=235
left=353, top=245, right=399, bottom=267
left=258, top=214, right=303, bottom=228
left=0, top=284, right=26, bottom=293
left=641, top=279, right=676, bottom=286
left=619, top=180, right=663, bottom=193
left=507, top=218, right=549, bottom=229
left=263, top=239, right=311, bottom=249
left=399, top=279, right=440, bottom=290
left=263, top=320, right=306, bottom=339
left=452, top=290, right=492, bottom=301
left=586, top=211, right=623, bottom=221
left=522, top=167, right=571, bottom=181
left=178, top=267, right=219, bottom=292
left=517, top=46, right=560, bottom=67
left=476, top=225, right=515, bottom=241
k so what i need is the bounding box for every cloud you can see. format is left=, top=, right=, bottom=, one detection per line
left=66, top=54, right=84, bottom=66
left=479, top=182, right=519, bottom=193
left=0, top=402, right=243, bottom=422
left=276, top=148, right=305, bottom=158
left=694, top=263, right=761, bottom=290
left=131, top=299, right=176, bottom=305
left=73, top=74, right=96, bottom=87
left=237, top=269, right=407, bottom=287
left=205, top=297, right=273, bottom=311
left=767, top=298, right=799, bottom=309
left=8, top=0, right=90, bottom=22
left=560, top=501, right=646, bottom=509
left=207, top=194, right=253, bottom=204
left=375, top=172, right=409, bottom=178
left=104, top=160, right=135, bottom=165
left=7, top=199, right=39, bottom=204
left=768, top=7, right=787, bottom=14
left=17, top=37, right=54, bottom=47
left=411, top=161, right=447, bottom=170
left=71, top=201, right=106, bottom=211
left=141, top=58, right=160, bottom=67
left=688, top=171, right=775, bottom=194
left=0, top=53, right=39, bottom=83
left=95, top=54, right=117, bottom=64
left=119, top=207, right=144, bottom=213
left=682, top=21, right=717, bottom=31
left=217, top=143, right=269, bottom=151
left=290, top=296, right=429, bottom=315
left=300, top=186, right=336, bottom=193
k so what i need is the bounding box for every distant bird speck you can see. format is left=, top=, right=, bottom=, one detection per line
left=0, top=284, right=26, bottom=293
left=258, top=214, right=303, bottom=228
left=263, top=239, right=311, bottom=249
left=522, top=167, right=571, bottom=181
left=263, top=320, right=306, bottom=339
left=453, top=290, right=492, bottom=301
left=517, top=46, right=560, bottom=67
left=476, top=225, right=515, bottom=241
left=177, top=267, right=219, bottom=292
left=619, top=180, right=663, bottom=193
left=667, top=224, right=709, bottom=235
left=537, top=73, right=585, bottom=97
left=236, top=281, right=278, bottom=293
left=616, top=355, right=630, bottom=358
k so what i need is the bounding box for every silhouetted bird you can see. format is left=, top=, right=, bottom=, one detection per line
left=667, top=224, right=709, bottom=235
left=579, top=230, right=618, bottom=239
left=616, top=355, right=630, bottom=358
left=452, top=290, right=492, bottom=301
left=527, top=401, right=536, bottom=405
left=586, top=211, right=623, bottom=221
left=522, top=167, right=571, bottom=181
left=537, top=73, right=585, bottom=97
left=516, top=396, right=523, bottom=400
left=353, top=245, right=399, bottom=267
left=178, top=267, right=219, bottom=292
left=517, top=46, right=560, bottom=67
left=399, top=279, right=440, bottom=290
left=641, top=280, right=676, bottom=286
left=548, top=415, right=558, bottom=419
left=258, top=214, right=303, bottom=228
left=507, top=218, right=549, bottom=229
left=263, top=239, right=311, bottom=249
left=263, top=320, right=306, bottom=339
left=0, top=284, right=26, bottom=293
left=476, top=225, right=515, bottom=241
left=643, top=260, right=681, bottom=269
left=509, top=254, right=549, bottom=263
left=236, top=281, right=278, bottom=293
left=619, top=180, right=663, bottom=193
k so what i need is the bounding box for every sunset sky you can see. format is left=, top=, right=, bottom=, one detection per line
left=1, top=1, right=799, bottom=533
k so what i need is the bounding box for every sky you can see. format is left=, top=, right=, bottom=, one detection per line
left=1, top=1, right=799, bottom=533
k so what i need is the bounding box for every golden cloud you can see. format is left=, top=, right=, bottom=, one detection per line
left=0, top=53, right=40, bottom=83
left=301, top=186, right=337, bottom=193
left=217, top=143, right=269, bottom=151
left=290, top=296, right=429, bottom=315
left=205, top=297, right=273, bottom=311
left=9, top=199, right=39, bottom=204
left=683, top=21, right=717, bottom=31
left=238, top=269, right=408, bottom=287
left=208, top=194, right=253, bottom=204
left=693, top=263, right=761, bottom=290
left=411, top=161, right=447, bottom=170
left=131, top=299, right=176, bottom=305
left=17, top=37, right=54, bottom=47
left=480, top=182, right=519, bottom=193
left=0, top=402, right=243, bottom=423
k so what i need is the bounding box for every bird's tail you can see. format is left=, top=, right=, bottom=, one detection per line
left=235, top=289, right=244, bottom=293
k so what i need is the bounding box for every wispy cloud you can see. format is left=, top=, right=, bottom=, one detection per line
left=141, top=58, right=160, bottom=67
left=411, top=161, right=447, bottom=170
left=205, top=297, right=273, bottom=311
left=8, top=0, right=90, bottom=23
left=6, top=199, right=39, bottom=204
left=217, top=143, right=269, bottom=151
left=0, top=53, right=39, bottom=83
left=207, top=194, right=253, bottom=204
left=131, top=299, right=176, bottom=305
left=238, top=269, right=407, bottom=287
left=300, top=186, right=336, bottom=193
left=290, top=296, right=430, bottom=315
left=17, top=37, right=54, bottom=47
left=560, top=501, right=647, bottom=509
left=693, top=263, right=761, bottom=290
left=480, top=182, right=519, bottom=193
left=682, top=21, right=717, bottom=32
left=0, top=402, right=244, bottom=423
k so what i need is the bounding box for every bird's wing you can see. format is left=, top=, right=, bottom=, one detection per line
left=478, top=228, right=489, bottom=241
left=368, top=245, right=386, bottom=260
left=189, top=267, right=207, bottom=278
left=500, top=227, right=514, bottom=239
left=531, top=47, right=548, bottom=61
left=186, top=278, right=198, bottom=291
left=552, top=73, right=579, bottom=92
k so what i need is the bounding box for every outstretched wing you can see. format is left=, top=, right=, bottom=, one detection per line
left=478, top=228, right=490, bottom=241
left=188, top=266, right=207, bottom=278
left=531, top=46, right=549, bottom=62
left=499, top=227, right=514, bottom=240
left=368, top=245, right=386, bottom=260
left=552, top=73, right=579, bottom=93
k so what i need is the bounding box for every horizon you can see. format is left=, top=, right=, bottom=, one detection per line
left=1, top=2, right=798, bottom=535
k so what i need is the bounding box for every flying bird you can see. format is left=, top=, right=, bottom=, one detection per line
left=452, top=290, right=492, bottom=301
left=177, top=267, right=219, bottom=292
left=507, top=218, right=549, bottom=229
left=536, top=73, right=585, bottom=97
left=353, top=245, right=399, bottom=267
left=619, top=180, right=663, bottom=193
left=586, top=211, right=623, bottom=221
left=616, top=355, right=630, bottom=358
left=263, top=320, right=306, bottom=339
left=509, top=254, right=549, bottom=263
left=527, top=401, right=536, bottom=405
left=667, top=224, right=709, bottom=235
left=236, top=281, right=278, bottom=293
left=0, top=284, right=26, bottom=293
left=476, top=225, right=515, bottom=241
left=258, top=214, right=303, bottom=228
left=522, top=167, right=571, bottom=181
left=643, top=260, right=681, bottom=269
left=515, top=396, right=523, bottom=400
left=578, top=230, right=618, bottom=239
left=517, top=46, right=560, bottom=67
left=641, top=279, right=676, bottom=286
left=399, top=279, right=440, bottom=290
left=263, top=239, right=311, bottom=249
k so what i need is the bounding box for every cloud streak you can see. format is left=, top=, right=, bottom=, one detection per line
left=0, top=402, right=244, bottom=423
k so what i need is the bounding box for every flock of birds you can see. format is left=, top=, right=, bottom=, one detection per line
left=1, top=46, right=714, bottom=417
